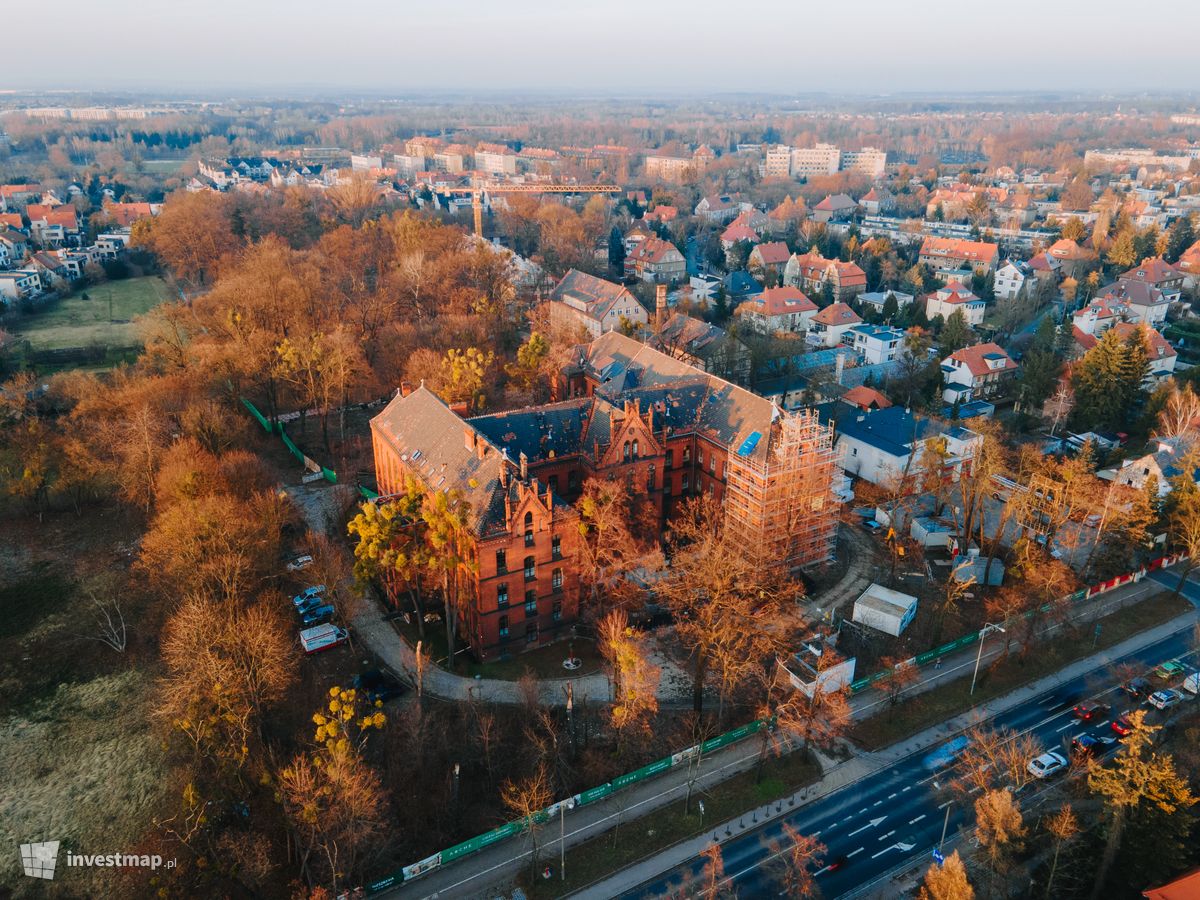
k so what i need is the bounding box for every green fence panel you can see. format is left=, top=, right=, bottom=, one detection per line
left=360, top=485, right=379, bottom=500
left=240, top=398, right=272, bottom=433
left=322, top=467, right=337, bottom=484
left=279, top=429, right=306, bottom=463
left=577, top=783, right=614, bottom=806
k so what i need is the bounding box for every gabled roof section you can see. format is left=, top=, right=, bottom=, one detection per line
left=549, top=269, right=634, bottom=321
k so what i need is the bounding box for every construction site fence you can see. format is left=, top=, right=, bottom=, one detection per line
left=849, top=552, right=1191, bottom=694
left=240, top=398, right=339, bottom=485
left=365, top=718, right=770, bottom=893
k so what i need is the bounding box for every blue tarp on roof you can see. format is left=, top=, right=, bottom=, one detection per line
left=737, top=431, right=762, bottom=456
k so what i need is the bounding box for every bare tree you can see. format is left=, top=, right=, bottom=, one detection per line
left=500, top=764, right=554, bottom=882
left=1043, top=803, right=1079, bottom=900
left=771, top=823, right=826, bottom=899
left=1155, top=383, right=1200, bottom=440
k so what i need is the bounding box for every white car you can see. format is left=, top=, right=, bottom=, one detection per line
left=286, top=555, right=314, bottom=572
left=1148, top=689, right=1182, bottom=711
left=1027, top=751, right=1069, bottom=779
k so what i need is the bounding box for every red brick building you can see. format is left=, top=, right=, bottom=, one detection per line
left=370, top=332, right=841, bottom=662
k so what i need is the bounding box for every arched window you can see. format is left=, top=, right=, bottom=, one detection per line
left=623, top=441, right=631, bottom=461
left=524, top=511, right=534, bottom=546
left=632, top=439, right=639, bottom=459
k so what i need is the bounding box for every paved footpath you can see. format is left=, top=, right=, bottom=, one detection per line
left=376, top=570, right=1196, bottom=900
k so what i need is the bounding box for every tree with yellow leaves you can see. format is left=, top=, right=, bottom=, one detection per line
left=312, top=685, right=387, bottom=759
left=918, top=849, right=974, bottom=900
left=597, top=610, right=661, bottom=754
left=499, top=763, right=554, bottom=883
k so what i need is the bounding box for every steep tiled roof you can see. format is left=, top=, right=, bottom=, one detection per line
left=721, top=223, right=758, bottom=244
left=812, top=302, right=862, bottom=326
left=1121, top=257, right=1181, bottom=286
left=944, top=342, right=1018, bottom=378
left=919, top=236, right=998, bottom=265
left=1097, top=280, right=1167, bottom=308
left=814, top=193, right=856, bottom=211
left=549, top=269, right=634, bottom=321
left=469, top=398, right=593, bottom=463
left=739, top=286, right=818, bottom=318
left=0, top=213, right=22, bottom=230
left=753, top=241, right=791, bottom=266
left=1109, top=322, right=1176, bottom=361
left=575, top=331, right=777, bottom=463
left=842, top=385, right=891, bottom=410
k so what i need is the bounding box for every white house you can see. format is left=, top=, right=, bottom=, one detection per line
left=734, top=286, right=818, bottom=335
left=806, top=302, right=862, bottom=348
left=1095, top=281, right=1169, bottom=327
left=547, top=269, right=648, bottom=338
left=0, top=268, right=43, bottom=302
left=859, top=290, right=914, bottom=315
left=925, top=282, right=986, bottom=327
left=1103, top=436, right=1199, bottom=498
left=994, top=260, right=1029, bottom=301
left=848, top=324, right=906, bottom=365
left=835, top=406, right=981, bottom=487
left=852, top=584, right=919, bottom=636
left=940, top=342, right=1019, bottom=404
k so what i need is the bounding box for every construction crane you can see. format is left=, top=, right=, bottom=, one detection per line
left=441, top=181, right=621, bottom=237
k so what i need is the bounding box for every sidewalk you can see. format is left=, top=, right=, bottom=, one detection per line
left=380, top=573, right=1196, bottom=900
left=571, top=604, right=1200, bottom=900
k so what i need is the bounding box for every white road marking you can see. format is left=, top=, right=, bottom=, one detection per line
left=938, top=800, right=953, bottom=809
left=847, top=847, right=864, bottom=858
left=847, top=817, right=887, bottom=837
left=901, top=785, right=913, bottom=792
left=858, top=807, right=867, bottom=814
left=909, top=814, right=927, bottom=824
left=871, top=844, right=897, bottom=859
left=879, top=830, right=896, bottom=841
left=873, top=800, right=883, bottom=806
left=888, top=792, right=898, bottom=799
left=1056, top=722, right=1074, bottom=732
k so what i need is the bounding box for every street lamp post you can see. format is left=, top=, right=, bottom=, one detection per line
left=970, top=623, right=1006, bottom=696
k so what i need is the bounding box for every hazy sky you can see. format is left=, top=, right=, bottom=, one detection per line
left=8, top=0, right=1200, bottom=95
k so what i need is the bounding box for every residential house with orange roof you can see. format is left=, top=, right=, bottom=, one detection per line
left=99, top=201, right=160, bottom=228
left=734, top=286, right=818, bottom=334
left=0, top=184, right=41, bottom=212
left=1074, top=322, right=1177, bottom=383
left=841, top=384, right=892, bottom=411
left=625, top=237, right=686, bottom=284
left=1177, top=239, right=1200, bottom=287
left=806, top=302, right=863, bottom=348
left=783, top=250, right=867, bottom=302
left=0, top=212, right=22, bottom=232
left=1119, top=257, right=1184, bottom=301
left=1073, top=297, right=1130, bottom=338
left=642, top=205, right=678, bottom=225
left=720, top=221, right=759, bottom=250
left=747, top=241, right=791, bottom=277
left=918, top=236, right=999, bottom=279
left=859, top=187, right=895, bottom=216
left=25, top=204, right=79, bottom=247
left=925, top=282, right=986, bottom=327
left=1046, top=238, right=1096, bottom=279
left=940, top=342, right=1018, bottom=404
left=694, top=194, right=744, bottom=223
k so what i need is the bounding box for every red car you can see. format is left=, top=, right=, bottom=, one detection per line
left=1111, top=713, right=1134, bottom=737
left=1073, top=701, right=1110, bottom=722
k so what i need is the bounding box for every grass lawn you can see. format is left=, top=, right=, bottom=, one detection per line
left=521, top=749, right=821, bottom=899
left=850, top=592, right=1194, bottom=751
left=10, top=276, right=174, bottom=351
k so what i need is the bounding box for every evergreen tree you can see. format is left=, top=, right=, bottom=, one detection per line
left=608, top=226, right=626, bottom=272
left=940, top=309, right=971, bottom=354
left=881, top=292, right=899, bottom=324
left=1166, top=214, right=1195, bottom=263
left=1070, top=327, right=1149, bottom=432
left=820, top=279, right=835, bottom=306
left=1107, top=230, right=1137, bottom=270
left=1133, top=225, right=1160, bottom=265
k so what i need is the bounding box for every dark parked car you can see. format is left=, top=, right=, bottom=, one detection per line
left=1072, top=701, right=1110, bottom=722
left=1070, top=733, right=1116, bottom=758
left=1123, top=677, right=1152, bottom=699
left=353, top=669, right=406, bottom=704
left=300, top=604, right=335, bottom=628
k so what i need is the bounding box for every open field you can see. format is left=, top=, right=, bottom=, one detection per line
left=10, top=276, right=174, bottom=351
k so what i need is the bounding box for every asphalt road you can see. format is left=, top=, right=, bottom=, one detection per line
left=618, top=625, right=1199, bottom=899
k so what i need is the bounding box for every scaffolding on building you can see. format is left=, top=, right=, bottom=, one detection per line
left=723, top=408, right=842, bottom=572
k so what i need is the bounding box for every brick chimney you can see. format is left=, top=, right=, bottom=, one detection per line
left=655, top=283, right=668, bottom=327
left=519, top=451, right=528, bottom=481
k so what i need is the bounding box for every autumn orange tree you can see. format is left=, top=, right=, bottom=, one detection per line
left=770, top=824, right=825, bottom=899
left=575, top=477, right=660, bottom=610
left=658, top=494, right=794, bottom=718
left=917, top=849, right=974, bottom=900
left=500, top=763, right=554, bottom=883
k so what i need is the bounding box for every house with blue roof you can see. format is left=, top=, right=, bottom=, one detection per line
left=835, top=405, right=981, bottom=486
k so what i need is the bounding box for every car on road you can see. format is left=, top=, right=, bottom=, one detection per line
left=292, top=585, right=326, bottom=607
left=1153, top=661, right=1186, bottom=682
left=1070, top=733, right=1116, bottom=758
left=1122, top=677, right=1153, bottom=699
left=1028, top=751, right=1069, bottom=779
left=1072, top=701, right=1110, bottom=722
left=300, top=604, right=336, bottom=628
left=1148, top=689, right=1182, bottom=711
left=286, top=555, right=314, bottom=572
left=1111, top=713, right=1135, bottom=737
left=353, top=669, right=406, bottom=704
